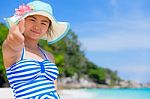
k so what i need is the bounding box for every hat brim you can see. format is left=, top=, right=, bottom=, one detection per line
left=5, top=10, right=70, bottom=44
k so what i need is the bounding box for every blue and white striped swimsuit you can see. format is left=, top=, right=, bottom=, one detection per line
left=6, top=48, right=59, bottom=99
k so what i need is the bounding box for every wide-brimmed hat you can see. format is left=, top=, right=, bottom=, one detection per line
left=5, top=1, right=70, bottom=44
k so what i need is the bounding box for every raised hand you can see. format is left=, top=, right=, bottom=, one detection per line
left=4, top=19, right=25, bottom=52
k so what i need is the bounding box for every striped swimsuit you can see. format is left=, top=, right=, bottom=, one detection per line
left=6, top=48, right=59, bottom=99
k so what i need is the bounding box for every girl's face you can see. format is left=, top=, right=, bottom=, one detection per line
left=24, top=15, right=50, bottom=40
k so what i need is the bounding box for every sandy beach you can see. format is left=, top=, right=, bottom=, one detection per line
left=60, top=89, right=97, bottom=99
left=0, top=88, right=96, bottom=99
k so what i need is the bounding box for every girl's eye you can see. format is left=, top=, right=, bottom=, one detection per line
left=41, top=23, right=46, bottom=25
left=29, top=19, right=35, bottom=22
left=41, top=23, right=48, bottom=26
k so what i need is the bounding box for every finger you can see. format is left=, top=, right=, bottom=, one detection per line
left=8, top=24, right=23, bottom=41
left=13, top=26, right=25, bottom=42
left=8, top=25, right=17, bottom=35
left=6, top=34, right=18, bottom=47
left=9, top=22, right=17, bottom=33
left=14, top=25, right=21, bottom=35
left=13, top=31, right=25, bottom=43
left=18, top=19, right=25, bottom=34
left=7, top=31, right=19, bottom=42
left=7, top=31, right=24, bottom=49
left=9, top=21, right=20, bottom=35
left=9, top=20, right=16, bottom=28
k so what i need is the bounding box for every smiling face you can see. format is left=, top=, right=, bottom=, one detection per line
left=24, top=15, right=51, bottom=40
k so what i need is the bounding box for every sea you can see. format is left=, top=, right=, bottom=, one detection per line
left=85, top=88, right=150, bottom=99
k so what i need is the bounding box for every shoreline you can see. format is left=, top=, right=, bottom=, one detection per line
left=0, top=88, right=150, bottom=99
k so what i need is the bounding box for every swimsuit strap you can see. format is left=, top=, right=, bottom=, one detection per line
left=20, top=48, right=25, bottom=60
left=38, top=47, right=49, bottom=60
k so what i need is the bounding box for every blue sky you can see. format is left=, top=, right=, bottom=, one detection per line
left=0, top=0, right=150, bottom=83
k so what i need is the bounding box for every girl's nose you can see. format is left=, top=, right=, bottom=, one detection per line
left=34, top=23, right=41, bottom=30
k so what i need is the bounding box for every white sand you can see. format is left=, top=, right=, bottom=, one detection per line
left=59, top=89, right=97, bottom=99
left=0, top=88, right=96, bottom=99
left=0, top=88, right=14, bottom=99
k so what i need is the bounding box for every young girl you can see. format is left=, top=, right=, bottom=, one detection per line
left=2, top=1, right=69, bottom=99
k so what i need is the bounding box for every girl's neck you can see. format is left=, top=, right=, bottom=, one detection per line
left=24, top=37, right=39, bottom=50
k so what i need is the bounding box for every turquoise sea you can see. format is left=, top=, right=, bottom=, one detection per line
left=85, top=88, right=150, bottom=99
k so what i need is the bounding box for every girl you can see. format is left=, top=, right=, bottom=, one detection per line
left=2, top=1, right=69, bottom=99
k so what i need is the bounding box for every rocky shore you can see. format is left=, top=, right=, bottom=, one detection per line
left=58, top=77, right=150, bottom=89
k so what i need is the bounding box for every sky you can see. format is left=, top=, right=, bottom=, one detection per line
left=0, top=0, right=150, bottom=83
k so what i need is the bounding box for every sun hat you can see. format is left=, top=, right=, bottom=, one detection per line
left=5, top=0, right=70, bottom=44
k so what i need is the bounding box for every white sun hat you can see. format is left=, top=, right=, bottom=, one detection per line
left=5, top=0, right=70, bottom=44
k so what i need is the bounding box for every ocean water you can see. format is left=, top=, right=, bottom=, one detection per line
left=85, top=88, right=150, bottom=99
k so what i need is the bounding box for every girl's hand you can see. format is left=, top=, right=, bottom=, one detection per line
left=4, top=19, right=25, bottom=52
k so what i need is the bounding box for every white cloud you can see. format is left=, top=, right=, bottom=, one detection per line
left=74, top=19, right=150, bottom=37
left=73, top=18, right=150, bottom=52
left=80, top=33, right=150, bottom=52
left=117, top=65, right=150, bottom=73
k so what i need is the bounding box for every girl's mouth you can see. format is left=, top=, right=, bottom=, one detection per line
left=31, top=30, right=41, bottom=35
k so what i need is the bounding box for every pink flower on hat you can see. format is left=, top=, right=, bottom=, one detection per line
left=15, top=4, right=33, bottom=16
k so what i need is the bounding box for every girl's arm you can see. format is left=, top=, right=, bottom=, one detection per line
left=2, top=20, right=25, bottom=69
